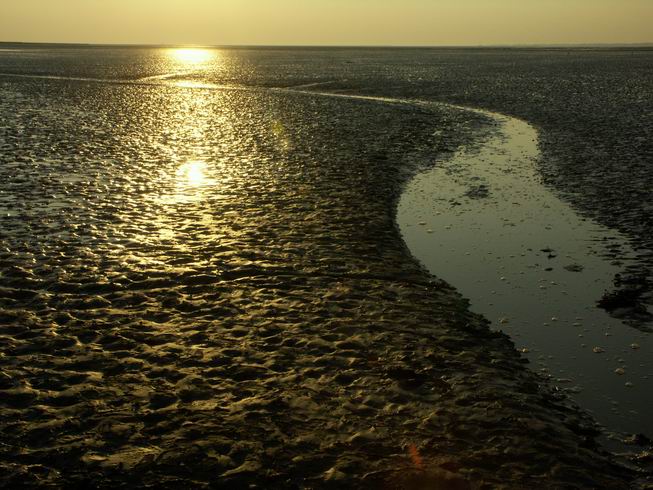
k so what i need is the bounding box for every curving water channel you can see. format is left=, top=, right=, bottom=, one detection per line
left=398, top=108, right=652, bottom=442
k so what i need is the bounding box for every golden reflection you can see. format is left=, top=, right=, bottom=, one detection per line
left=172, top=80, right=221, bottom=89
left=177, top=160, right=212, bottom=187
left=158, top=159, right=219, bottom=208
left=152, top=159, right=219, bottom=244
left=271, top=120, right=292, bottom=152
left=169, top=48, right=214, bottom=65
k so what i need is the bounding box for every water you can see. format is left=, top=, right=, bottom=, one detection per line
left=398, top=108, right=652, bottom=440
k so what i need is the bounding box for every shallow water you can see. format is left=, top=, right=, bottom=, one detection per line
left=398, top=109, right=652, bottom=439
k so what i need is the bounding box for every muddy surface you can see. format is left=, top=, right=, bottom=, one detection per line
left=355, top=48, right=653, bottom=328
left=0, top=46, right=651, bottom=488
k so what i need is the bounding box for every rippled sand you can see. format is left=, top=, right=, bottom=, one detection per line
left=0, top=47, right=649, bottom=488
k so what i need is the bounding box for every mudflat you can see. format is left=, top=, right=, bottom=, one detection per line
left=0, top=46, right=651, bottom=488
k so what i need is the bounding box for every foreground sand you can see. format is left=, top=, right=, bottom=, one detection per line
left=0, top=75, right=649, bottom=487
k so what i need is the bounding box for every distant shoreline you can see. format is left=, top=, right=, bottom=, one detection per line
left=1, top=40, right=652, bottom=50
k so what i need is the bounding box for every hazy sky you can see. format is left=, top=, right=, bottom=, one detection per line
left=1, top=0, right=651, bottom=46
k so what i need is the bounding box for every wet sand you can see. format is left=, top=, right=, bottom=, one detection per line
left=1, top=47, right=652, bottom=488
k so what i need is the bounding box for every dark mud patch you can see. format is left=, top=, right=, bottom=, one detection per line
left=599, top=278, right=653, bottom=329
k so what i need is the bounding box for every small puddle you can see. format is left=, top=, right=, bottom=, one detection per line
left=398, top=107, right=652, bottom=442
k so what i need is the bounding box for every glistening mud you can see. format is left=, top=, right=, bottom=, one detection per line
left=0, top=45, right=650, bottom=488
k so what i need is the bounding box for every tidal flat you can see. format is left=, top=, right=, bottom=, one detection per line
left=0, top=45, right=651, bottom=488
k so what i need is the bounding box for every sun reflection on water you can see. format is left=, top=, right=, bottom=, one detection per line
left=172, top=80, right=222, bottom=89
left=177, top=160, right=213, bottom=188
left=169, top=48, right=215, bottom=65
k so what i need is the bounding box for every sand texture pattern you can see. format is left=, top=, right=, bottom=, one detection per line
left=0, top=67, right=648, bottom=488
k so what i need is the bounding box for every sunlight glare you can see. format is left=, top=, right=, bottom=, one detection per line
left=177, top=160, right=210, bottom=187
left=169, top=48, right=214, bottom=65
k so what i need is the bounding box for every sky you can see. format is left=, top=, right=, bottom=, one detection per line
left=1, top=0, right=652, bottom=46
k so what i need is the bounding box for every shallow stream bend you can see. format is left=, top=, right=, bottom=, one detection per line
left=396, top=106, right=651, bottom=442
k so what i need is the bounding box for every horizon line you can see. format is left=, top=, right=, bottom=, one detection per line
left=1, top=40, right=653, bottom=49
